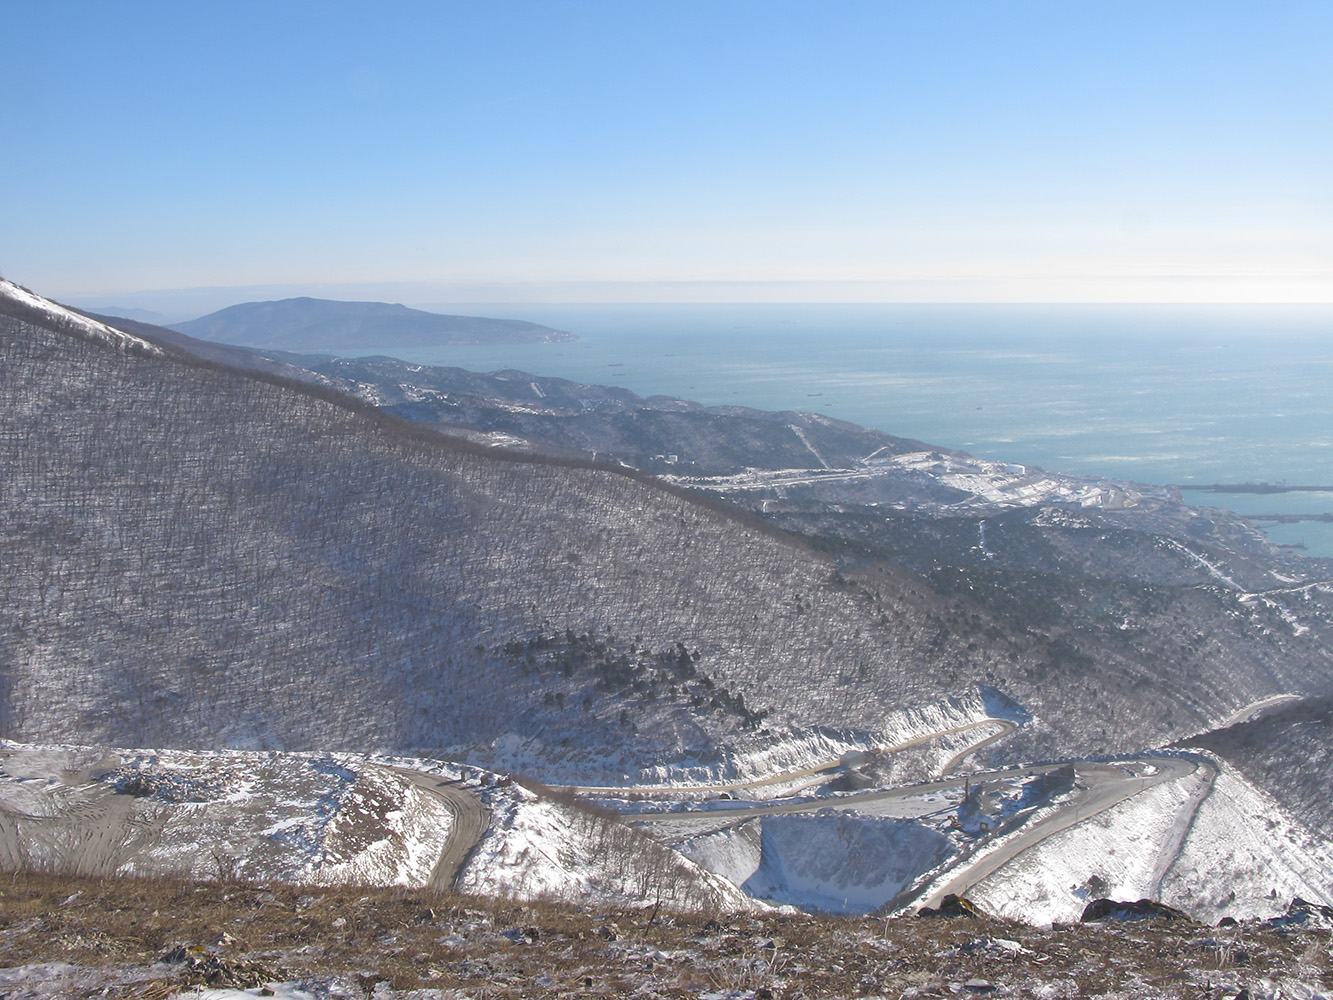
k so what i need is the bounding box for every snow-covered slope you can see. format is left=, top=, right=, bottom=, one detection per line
left=0, top=743, right=748, bottom=915
left=0, top=744, right=455, bottom=886
left=460, top=783, right=751, bottom=912
left=0, top=278, right=163, bottom=357
left=678, top=813, right=951, bottom=914
left=960, top=756, right=1333, bottom=925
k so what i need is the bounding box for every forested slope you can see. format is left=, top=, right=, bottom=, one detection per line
left=0, top=282, right=1324, bottom=776
left=3, top=292, right=968, bottom=766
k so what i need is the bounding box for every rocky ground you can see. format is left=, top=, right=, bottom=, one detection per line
left=0, top=873, right=1330, bottom=999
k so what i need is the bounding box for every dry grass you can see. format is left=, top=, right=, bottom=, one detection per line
left=0, top=871, right=1329, bottom=998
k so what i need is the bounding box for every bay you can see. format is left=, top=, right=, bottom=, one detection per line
left=344, top=303, right=1333, bottom=558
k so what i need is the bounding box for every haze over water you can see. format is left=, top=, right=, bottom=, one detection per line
left=350, top=303, right=1333, bottom=558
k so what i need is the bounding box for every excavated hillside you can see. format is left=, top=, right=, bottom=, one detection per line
left=0, top=283, right=1322, bottom=775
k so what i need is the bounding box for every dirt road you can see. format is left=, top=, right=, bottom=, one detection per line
left=915, top=755, right=1211, bottom=910
left=0, top=747, right=170, bottom=876
left=393, top=768, right=490, bottom=889
left=0, top=747, right=490, bottom=891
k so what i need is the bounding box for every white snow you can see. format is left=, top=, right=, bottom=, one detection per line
left=788, top=424, right=830, bottom=469
left=456, top=784, right=752, bottom=913
left=1163, top=539, right=1312, bottom=635
left=666, top=449, right=1168, bottom=514
left=169, top=987, right=325, bottom=1000
left=679, top=812, right=951, bottom=914
left=963, top=766, right=1206, bottom=925
left=0, top=744, right=459, bottom=888
left=0, top=278, right=164, bottom=357
left=1159, top=759, right=1333, bottom=922
left=616, top=689, right=1016, bottom=795
left=961, top=754, right=1333, bottom=926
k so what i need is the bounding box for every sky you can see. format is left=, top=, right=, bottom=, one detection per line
left=3, top=1, right=1331, bottom=312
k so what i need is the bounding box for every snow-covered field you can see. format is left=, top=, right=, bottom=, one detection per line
left=678, top=812, right=952, bottom=913
left=5, top=732, right=1332, bottom=927
left=1161, top=759, right=1333, bottom=922
left=0, top=744, right=459, bottom=887
left=0, top=742, right=745, bottom=915
left=460, top=784, right=750, bottom=912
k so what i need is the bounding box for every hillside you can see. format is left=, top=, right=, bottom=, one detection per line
left=2, top=278, right=1330, bottom=782
left=252, top=352, right=932, bottom=476
left=73, top=326, right=929, bottom=477
left=170, top=297, right=575, bottom=350
left=4, top=281, right=988, bottom=774
left=1186, top=696, right=1333, bottom=831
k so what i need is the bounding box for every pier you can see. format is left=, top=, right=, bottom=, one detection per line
left=1236, top=512, right=1333, bottom=523
left=1176, top=484, right=1333, bottom=494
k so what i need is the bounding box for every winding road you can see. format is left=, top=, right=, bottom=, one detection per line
left=392, top=768, right=490, bottom=889
left=0, top=749, right=490, bottom=892
left=615, top=746, right=1215, bottom=917
left=569, top=718, right=1016, bottom=798
left=913, top=755, right=1212, bottom=911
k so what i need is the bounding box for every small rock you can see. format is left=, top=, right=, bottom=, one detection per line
left=919, top=894, right=986, bottom=919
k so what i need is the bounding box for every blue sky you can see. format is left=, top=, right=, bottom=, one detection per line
left=3, top=1, right=1330, bottom=309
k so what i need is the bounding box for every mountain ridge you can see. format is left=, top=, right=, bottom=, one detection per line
left=170, top=295, right=576, bottom=350
left=4, top=277, right=1333, bottom=925
left=4, top=279, right=1328, bottom=776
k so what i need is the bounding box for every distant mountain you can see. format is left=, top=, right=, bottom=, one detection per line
left=171, top=296, right=576, bottom=350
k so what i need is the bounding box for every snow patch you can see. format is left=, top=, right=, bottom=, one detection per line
left=681, top=813, right=951, bottom=914
left=0, top=279, right=164, bottom=357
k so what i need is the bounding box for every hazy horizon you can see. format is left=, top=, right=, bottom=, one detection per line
left=55, top=285, right=1333, bottom=331
left=5, top=1, right=1330, bottom=309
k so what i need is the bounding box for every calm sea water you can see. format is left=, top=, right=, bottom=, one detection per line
left=349, top=304, right=1333, bottom=558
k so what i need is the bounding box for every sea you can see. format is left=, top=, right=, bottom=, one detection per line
left=347, top=303, right=1333, bottom=559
